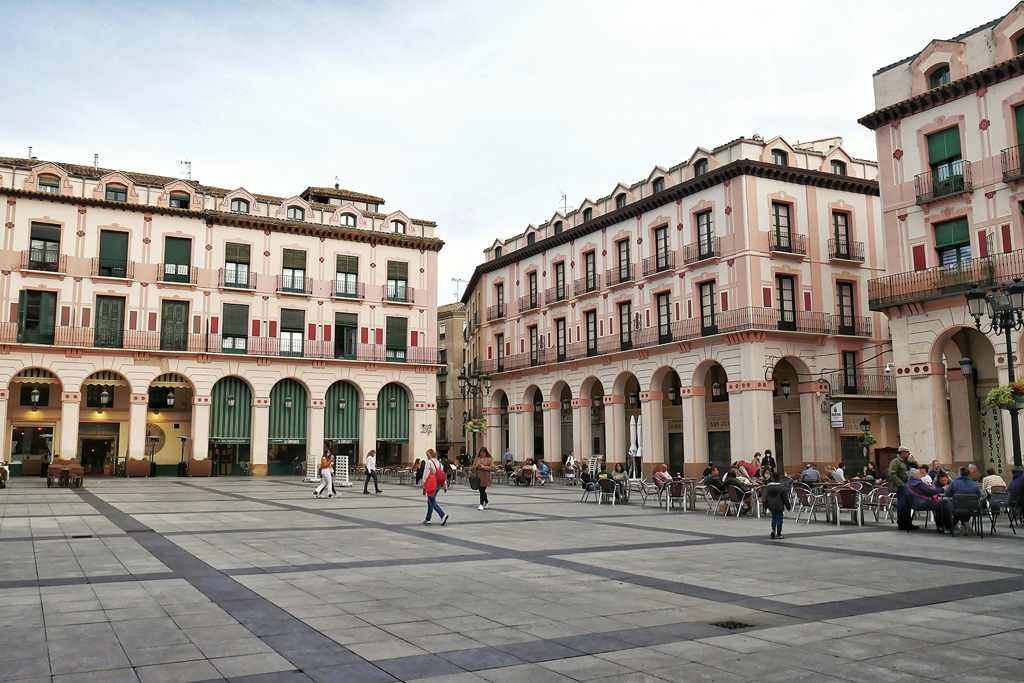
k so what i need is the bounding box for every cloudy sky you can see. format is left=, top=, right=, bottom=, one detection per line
left=1, top=0, right=1012, bottom=303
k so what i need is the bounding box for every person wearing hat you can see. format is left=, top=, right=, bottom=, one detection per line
left=888, top=446, right=918, bottom=531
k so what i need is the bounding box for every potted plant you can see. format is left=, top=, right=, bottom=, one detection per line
left=860, top=432, right=877, bottom=447
left=982, top=382, right=1024, bottom=411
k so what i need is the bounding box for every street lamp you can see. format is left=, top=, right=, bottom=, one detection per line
left=458, top=366, right=492, bottom=455
left=284, top=396, right=293, bottom=410
left=29, top=387, right=40, bottom=406
left=860, top=417, right=870, bottom=434
left=226, top=395, right=236, bottom=408
left=780, top=380, right=792, bottom=399
left=166, top=391, right=175, bottom=408
left=338, top=397, right=348, bottom=411
left=965, top=280, right=1024, bottom=467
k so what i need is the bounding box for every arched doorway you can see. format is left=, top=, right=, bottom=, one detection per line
left=656, top=368, right=684, bottom=475
left=8, top=368, right=60, bottom=476
left=325, top=381, right=361, bottom=471
left=210, top=376, right=252, bottom=475
left=938, top=328, right=1002, bottom=475
left=771, top=359, right=803, bottom=473
left=588, top=379, right=606, bottom=463
left=147, top=373, right=194, bottom=476
left=614, top=372, right=642, bottom=475
left=554, top=382, right=573, bottom=465
left=495, top=390, right=510, bottom=456
left=79, top=370, right=130, bottom=475
left=269, top=379, right=307, bottom=475
left=704, top=363, right=730, bottom=473
left=524, top=385, right=543, bottom=461
left=377, top=383, right=410, bottom=465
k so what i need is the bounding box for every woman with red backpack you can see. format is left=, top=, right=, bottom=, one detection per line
left=422, top=449, right=449, bottom=526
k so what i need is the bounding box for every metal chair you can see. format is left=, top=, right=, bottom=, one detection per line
left=792, top=484, right=826, bottom=524
left=987, top=490, right=1017, bottom=535
left=951, top=494, right=984, bottom=537
left=666, top=480, right=687, bottom=512
left=832, top=486, right=862, bottom=526
left=704, top=484, right=726, bottom=516
left=597, top=478, right=616, bottom=505
left=720, top=485, right=753, bottom=517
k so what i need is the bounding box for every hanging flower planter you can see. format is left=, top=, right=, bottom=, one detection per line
left=984, top=381, right=1024, bottom=411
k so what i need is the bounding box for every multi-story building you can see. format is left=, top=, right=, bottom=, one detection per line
left=861, top=3, right=1024, bottom=476
left=0, top=155, right=441, bottom=477
left=436, top=302, right=466, bottom=461
left=462, top=135, right=899, bottom=477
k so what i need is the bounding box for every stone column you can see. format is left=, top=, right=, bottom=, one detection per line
left=798, top=381, right=832, bottom=473
left=521, top=402, right=535, bottom=460
left=542, top=401, right=559, bottom=463
left=605, top=394, right=626, bottom=464
left=686, top=387, right=708, bottom=475
left=483, top=407, right=501, bottom=457
left=191, top=398, right=210, bottom=461
left=572, top=398, right=592, bottom=462
left=896, top=370, right=951, bottom=466
left=727, top=380, right=774, bottom=462
left=251, top=398, right=270, bottom=476
left=360, top=399, right=377, bottom=463
left=508, top=403, right=528, bottom=461
left=410, top=400, right=436, bottom=462
left=128, top=393, right=148, bottom=461
left=308, top=399, right=325, bottom=478
left=640, top=391, right=665, bottom=475
left=60, top=391, right=81, bottom=459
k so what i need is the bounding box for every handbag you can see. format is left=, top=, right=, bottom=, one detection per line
left=469, top=474, right=480, bottom=490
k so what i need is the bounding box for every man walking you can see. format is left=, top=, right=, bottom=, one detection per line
left=363, top=450, right=383, bottom=495
left=888, top=446, right=917, bottom=531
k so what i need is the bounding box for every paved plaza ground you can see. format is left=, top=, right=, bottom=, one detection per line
left=1, top=478, right=1024, bottom=683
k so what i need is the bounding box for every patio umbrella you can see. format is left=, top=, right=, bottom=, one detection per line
left=634, top=414, right=643, bottom=479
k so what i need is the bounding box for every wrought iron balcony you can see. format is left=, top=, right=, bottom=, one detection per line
left=867, top=250, right=1024, bottom=310
left=518, top=294, right=540, bottom=313
left=382, top=283, right=415, bottom=303
left=486, top=304, right=506, bottom=321
left=1002, top=146, right=1024, bottom=182
left=219, top=268, right=256, bottom=289
left=544, top=286, right=568, bottom=305
left=828, top=239, right=865, bottom=263
left=769, top=232, right=807, bottom=256
left=159, top=263, right=197, bottom=284
left=605, top=264, right=634, bottom=286
left=828, top=313, right=873, bottom=337
left=641, top=251, right=675, bottom=276
left=682, top=238, right=720, bottom=264
left=333, top=281, right=365, bottom=299
left=825, top=372, right=896, bottom=398
left=21, top=250, right=66, bottom=274
left=914, top=160, right=971, bottom=204
left=573, top=274, right=602, bottom=297
left=92, top=258, right=134, bottom=279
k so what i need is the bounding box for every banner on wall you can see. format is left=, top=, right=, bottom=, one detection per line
left=830, top=401, right=844, bottom=428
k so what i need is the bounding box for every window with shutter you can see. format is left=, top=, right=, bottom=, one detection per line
left=619, top=302, right=632, bottom=350
left=772, top=203, right=792, bottom=250
left=926, top=127, right=964, bottom=198
left=159, top=300, right=189, bottom=351
left=222, top=303, right=248, bottom=353
left=280, top=309, right=304, bottom=356
left=335, top=255, right=359, bottom=298
left=385, top=317, right=407, bottom=362
left=334, top=312, right=358, bottom=359
left=224, top=243, right=252, bottom=288
left=163, top=237, right=192, bottom=283
left=95, top=296, right=125, bottom=348
left=281, top=249, right=306, bottom=292
left=18, top=291, right=57, bottom=344
left=386, top=261, right=409, bottom=302
left=98, top=230, right=128, bottom=278
left=934, top=217, right=971, bottom=267
left=29, top=223, right=61, bottom=272
left=585, top=310, right=597, bottom=356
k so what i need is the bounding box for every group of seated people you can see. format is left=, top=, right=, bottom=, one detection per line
left=503, top=458, right=552, bottom=485
left=905, top=464, right=1023, bottom=534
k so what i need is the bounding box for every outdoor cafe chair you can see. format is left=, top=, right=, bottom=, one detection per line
left=579, top=478, right=599, bottom=504
left=704, top=484, right=726, bottom=516
left=723, top=485, right=755, bottom=517
left=666, top=480, right=687, bottom=512
left=832, top=486, right=862, bottom=527
left=951, top=494, right=985, bottom=537
left=596, top=478, right=616, bottom=505
left=793, top=484, right=826, bottom=524
left=987, top=490, right=1017, bottom=536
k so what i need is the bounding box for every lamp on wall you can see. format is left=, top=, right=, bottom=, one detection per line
left=227, top=395, right=236, bottom=408
left=166, top=391, right=175, bottom=408
left=388, top=395, right=398, bottom=409
left=284, top=396, right=294, bottom=410
left=338, top=397, right=348, bottom=411
left=958, top=356, right=973, bottom=377
left=711, top=381, right=723, bottom=399
left=859, top=417, right=871, bottom=434
left=666, top=385, right=679, bottom=403
left=780, top=381, right=792, bottom=399
left=29, top=387, right=40, bottom=406
left=99, top=388, right=110, bottom=406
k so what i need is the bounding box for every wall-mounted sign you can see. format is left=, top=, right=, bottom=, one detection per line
left=830, top=401, right=844, bottom=428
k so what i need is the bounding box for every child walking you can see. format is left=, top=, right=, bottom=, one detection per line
left=763, top=471, right=791, bottom=539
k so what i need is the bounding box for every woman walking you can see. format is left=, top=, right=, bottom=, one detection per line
left=471, top=447, right=494, bottom=510
left=313, top=451, right=334, bottom=499
left=422, top=449, right=449, bottom=526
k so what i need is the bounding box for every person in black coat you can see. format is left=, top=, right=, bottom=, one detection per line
left=763, top=471, right=792, bottom=539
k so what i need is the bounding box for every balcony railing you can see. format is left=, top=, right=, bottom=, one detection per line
left=486, top=303, right=506, bottom=321
left=21, top=250, right=66, bottom=273
left=829, top=313, right=873, bottom=337
left=92, top=258, right=134, bottom=279
left=159, top=263, right=197, bottom=284
left=573, top=274, right=602, bottom=297
left=605, top=264, right=634, bottom=286
left=518, top=294, right=540, bottom=313
left=867, top=249, right=1024, bottom=310
left=824, top=372, right=896, bottom=398
left=828, top=239, right=865, bottom=263
left=277, top=273, right=313, bottom=295
left=682, top=238, right=720, bottom=264
left=382, top=284, right=415, bottom=303
left=219, top=268, right=257, bottom=289
left=717, top=307, right=831, bottom=335
left=642, top=251, right=676, bottom=276
left=769, top=232, right=807, bottom=256
left=544, top=286, right=568, bottom=305
left=1002, top=146, right=1024, bottom=182
left=0, top=322, right=440, bottom=364
left=333, top=281, right=365, bottom=299
left=914, top=160, right=972, bottom=204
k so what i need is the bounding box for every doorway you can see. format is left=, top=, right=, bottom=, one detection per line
left=209, top=442, right=250, bottom=476
left=81, top=438, right=115, bottom=475
left=668, top=432, right=684, bottom=477
left=708, top=431, right=730, bottom=473
left=774, top=428, right=785, bottom=472
left=841, top=436, right=866, bottom=476
left=376, top=441, right=403, bottom=466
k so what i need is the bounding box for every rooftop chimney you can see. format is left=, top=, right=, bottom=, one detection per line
left=93, top=153, right=99, bottom=169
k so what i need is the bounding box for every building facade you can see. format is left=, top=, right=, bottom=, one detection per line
left=436, top=302, right=466, bottom=461
left=861, top=2, right=1024, bottom=476
left=463, top=136, right=898, bottom=477
left=0, top=156, right=441, bottom=476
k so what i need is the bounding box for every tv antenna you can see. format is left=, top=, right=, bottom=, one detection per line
left=451, top=277, right=469, bottom=300
left=177, top=160, right=192, bottom=180
left=559, top=192, right=569, bottom=215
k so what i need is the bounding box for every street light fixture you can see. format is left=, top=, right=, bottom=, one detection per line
left=338, top=397, right=348, bottom=411
left=780, top=380, right=792, bottom=399
left=965, top=280, right=1024, bottom=467
left=166, top=391, right=175, bottom=408
left=29, top=387, right=40, bottom=406
left=859, top=417, right=871, bottom=434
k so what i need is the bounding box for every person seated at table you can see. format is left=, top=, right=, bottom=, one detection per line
left=1008, top=468, right=1024, bottom=517
left=702, top=465, right=723, bottom=492
left=580, top=469, right=594, bottom=489
left=935, top=470, right=952, bottom=491
left=611, top=463, right=628, bottom=500
left=928, top=460, right=942, bottom=481
left=653, top=464, right=672, bottom=488
left=504, top=460, right=516, bottom=478
left=831, top=462, right=846, bottom=483
left=906, top=469, right=952, bottom=533
left=536, top=460, right=551, bottom=485
left=863, top=462, right=879, bottom=482
left=723, top=466, right=752, bottom=491
left=800, top=463, right=821, bottom=484
left=947, top=466, right=982, bottom=530
left=981, top=467, right=1007, bottom=497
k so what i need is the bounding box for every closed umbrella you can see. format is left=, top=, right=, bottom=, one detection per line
left=634, top=415, right=643, bottom=479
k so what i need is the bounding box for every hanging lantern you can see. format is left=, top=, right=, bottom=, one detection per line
left=166, top=391, right=175, bottom=408
left=99, top=388, right=111, bottom=406
left=29, top=387, right=41, bottom=405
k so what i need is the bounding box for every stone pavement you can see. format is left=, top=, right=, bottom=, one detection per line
left=1, top=478, right=1024, bottom=682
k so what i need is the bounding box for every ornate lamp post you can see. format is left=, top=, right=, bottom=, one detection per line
left=966, top=281, right=1024, bottom=467
left=458, top=367, right=492, bottom=455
